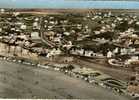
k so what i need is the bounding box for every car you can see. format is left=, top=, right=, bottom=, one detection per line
left=17, top=60, right=22, bottom=63
left=3, top=57, right=6, bottom=60
left=54, top=67, right=60, bottom=71
left=12, top=59, right=16, bottom=62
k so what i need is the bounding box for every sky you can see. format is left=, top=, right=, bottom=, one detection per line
left=0, top=0, right=139, bottom=9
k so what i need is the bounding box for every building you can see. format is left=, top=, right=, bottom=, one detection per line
left=31, top=32, right=41, bottom=43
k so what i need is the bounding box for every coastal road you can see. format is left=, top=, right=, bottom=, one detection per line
left=0, top=60, right=131, bottom=99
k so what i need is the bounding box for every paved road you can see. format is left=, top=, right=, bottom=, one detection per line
left=0, top=60, right=131, bottom=99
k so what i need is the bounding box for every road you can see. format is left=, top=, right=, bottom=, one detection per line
left=0, top=60, right=132, bottom=99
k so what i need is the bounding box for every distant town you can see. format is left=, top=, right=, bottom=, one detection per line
left=0, top=8, right=138, bottom=99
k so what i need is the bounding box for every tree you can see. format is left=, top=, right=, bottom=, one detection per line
left=115, top=21, right=129, bottom=32
left=130, top=76, right=136, bottom=81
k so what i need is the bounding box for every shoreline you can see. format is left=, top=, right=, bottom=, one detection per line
left=0, top=55, right=132, bottom=99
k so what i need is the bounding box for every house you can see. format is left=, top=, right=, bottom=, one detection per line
left=120, top=48, right=128, bottom=55
left=63, top=32, right=70, bottom=36
left=77, top=24, right=82, bottom=29
left=113, top=47, right=119, bottom=54
left=136, top=22, right=139, bottom=25
left=17, top=34, right=28, bottom=40
left=49, top=48, right=62, bottom=56
left=33, top=22, right=40, bottom=29
left=44, top=20, right=48, bottom=23
left=0, top=28, right=2, bottom=32
left=84, top=50, right=93, bottom=57
left=49, top=21, right=55, bottom=24
left=116, top=17, right=123, bottom=21
left=35, top=18, right=39, bottom=22
left=31, top=32, right=41, bottom=43
left=70, top=48, right=84, bottom=55
left=107, top=51, right=112, bottom=58
left=125, top=56, right=139, bottom=65
left=20, top=25, right=27, bottom=30
left=13, top=12, right=20, bottom=16
left=48, top=25, right=53, bottom=30
left=53, top=37, right=61, bottom=43
left=31, top=32, right=40, bottom=39
left=44, top=31, right=55, bottom=40
left=0, top=9, right=5, bottom=14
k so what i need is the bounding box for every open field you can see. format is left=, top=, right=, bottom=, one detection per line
left=1, top=9, right=139, bottom=15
